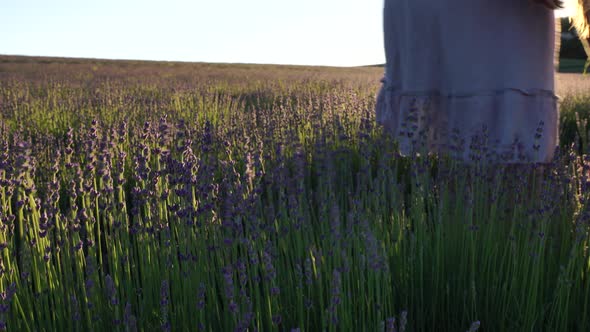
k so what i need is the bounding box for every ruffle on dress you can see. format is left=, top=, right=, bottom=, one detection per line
left=376, top=79, right=559, bottom=163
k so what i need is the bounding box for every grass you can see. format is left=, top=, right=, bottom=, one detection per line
left=0, top=55, right=589, bottom=331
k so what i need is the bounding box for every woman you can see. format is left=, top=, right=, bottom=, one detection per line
left=376, top=0, right=564, bottom=163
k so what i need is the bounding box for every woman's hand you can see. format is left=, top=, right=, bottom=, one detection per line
left=532, top=0, right=564, bottom=9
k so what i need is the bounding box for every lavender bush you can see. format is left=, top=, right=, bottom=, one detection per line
left=0, top=56, right=589, bottom=331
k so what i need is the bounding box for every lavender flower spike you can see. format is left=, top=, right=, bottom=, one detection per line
left=466, top=321, right=481, bottom=332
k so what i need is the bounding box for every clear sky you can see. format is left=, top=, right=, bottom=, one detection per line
left=0, top=0, right=384, bottom=67
left=0, top=1, right=574, bottom=67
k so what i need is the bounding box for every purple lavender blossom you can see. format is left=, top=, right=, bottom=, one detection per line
left=262, top=249, right=276, bottom=281
left=70, top=295, right=81, bottom=322
left=304, top=258, right=313, bottom=285
left=105, top=274, right=118, bottom=305
left=197, top=282, right=206, bottom=310
left=466, top=321, right=481, bottom=332
left=222, top=265, right=238, bottom=314
left=386, top=317, right=396, bottom=332
left=160, top=280, right=170, bottom=331
left=272, top=314, right=282, bottom=326
left=327, top=269, right=342, bottom=325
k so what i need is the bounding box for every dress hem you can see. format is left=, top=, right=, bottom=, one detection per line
left=375, top=84, right=559, bottom=163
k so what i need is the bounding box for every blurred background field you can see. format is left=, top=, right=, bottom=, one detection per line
left=1, top=54, right=588, bottom=94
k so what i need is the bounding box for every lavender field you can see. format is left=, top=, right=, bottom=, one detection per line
left=1, top=55, right=590, bottom=331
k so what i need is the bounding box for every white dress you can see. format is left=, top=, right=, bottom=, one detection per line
left=376, top=0, right=559, bottom=163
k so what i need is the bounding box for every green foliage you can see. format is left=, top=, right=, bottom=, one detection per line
left=560, top=93, right=590, bottom=152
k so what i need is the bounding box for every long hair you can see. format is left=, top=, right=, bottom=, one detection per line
left=571, top=0, right=590, bottom=38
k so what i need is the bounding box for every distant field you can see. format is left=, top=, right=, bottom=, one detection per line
left=1, top=54, right=588, bottom=95
left=0, top=55, right=383, bottom=87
